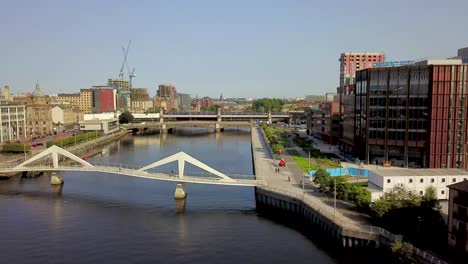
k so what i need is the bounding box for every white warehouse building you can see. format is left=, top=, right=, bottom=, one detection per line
left=368, top=168, right=468, bottom=201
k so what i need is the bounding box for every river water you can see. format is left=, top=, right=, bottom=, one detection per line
left=0, top=129, right=367, bottom=264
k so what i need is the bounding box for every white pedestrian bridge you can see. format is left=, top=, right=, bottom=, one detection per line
left=0, top=146, right=260, bottom=187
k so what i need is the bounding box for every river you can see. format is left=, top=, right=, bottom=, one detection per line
left=0, top=129, right=373, bottom=264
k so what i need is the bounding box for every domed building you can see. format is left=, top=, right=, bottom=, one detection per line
left=26, top=83, right=53, bottom=137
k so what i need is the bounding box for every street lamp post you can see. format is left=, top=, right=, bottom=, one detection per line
left=304, top=151, right=309, bottom=194
left=334, top=176, right=337, bottom=220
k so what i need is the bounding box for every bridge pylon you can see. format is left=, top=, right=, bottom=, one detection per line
left=15, top=145, right=94, bottom=169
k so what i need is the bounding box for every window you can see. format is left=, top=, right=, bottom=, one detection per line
left=452, top=178, right=456, bottom=183
left=409, top=179, right=413, bottom=183
left=387, top=179, right=391, bottom=183
left=441, top=190, right=445, bottom=195
left=419, top=191, right=423, bottom=195
left=420, top=179, right=424, bottom=183
left=430, top=178, right=434, bottom=183
left=442, top=178, right=446, bottom=183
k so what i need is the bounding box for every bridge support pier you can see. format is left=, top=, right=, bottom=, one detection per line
left=160, top=124, right=168, bottom=134
left=174, top=183, right=186, bottom=199
left=50, top=171, right=64, bottom=185
left=215, top=123, right=223, bottom=133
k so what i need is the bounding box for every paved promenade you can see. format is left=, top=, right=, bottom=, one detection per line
left=251, top=127, right=371, bottom=227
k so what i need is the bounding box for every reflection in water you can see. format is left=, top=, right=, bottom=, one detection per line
left=0, top=130, right=341, bottom=264
left=50, top=183, right=63, bottom=196
left=174, top=198, right=186, bottom=214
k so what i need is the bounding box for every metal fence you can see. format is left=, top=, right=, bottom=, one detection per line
left=256, top=185, right=447, bottom=264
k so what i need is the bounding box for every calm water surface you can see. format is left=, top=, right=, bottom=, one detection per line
left=0, top=129, right=338, bottom=264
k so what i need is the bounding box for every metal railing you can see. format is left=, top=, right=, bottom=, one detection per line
left=256, top=185, right=446, bottom=264
left=0, top=162, right=259, bottom=186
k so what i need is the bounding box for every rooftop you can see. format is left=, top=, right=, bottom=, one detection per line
left=371, top=168, right=468, bottom=177
left=448, top=180, right=468, bottom=192
left=414, top=59, right=462, bottom=66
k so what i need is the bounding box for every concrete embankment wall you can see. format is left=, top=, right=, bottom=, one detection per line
left=255, top=187, right=379, bottom=249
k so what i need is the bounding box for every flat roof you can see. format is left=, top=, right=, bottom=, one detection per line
left=448, top=180, right=468, bottom=192
left=371, top=168, right=468, bottom=177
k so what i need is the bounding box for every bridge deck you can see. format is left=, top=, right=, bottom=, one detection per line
left=0, top=165, right=258, bottom=186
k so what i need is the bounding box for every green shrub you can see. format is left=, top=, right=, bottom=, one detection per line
left=46, top=131, right=100, bottom=147
left=2, top=143, right=31, bottom=153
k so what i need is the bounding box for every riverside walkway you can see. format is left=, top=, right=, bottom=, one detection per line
left=252, top=127, right=448, bottom=264
left=251, top=127, right=371, bottom=227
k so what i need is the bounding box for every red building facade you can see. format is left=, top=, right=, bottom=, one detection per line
left=92, top=87, right=115, bottom=113
left=353, top=62, right=468, bottom=169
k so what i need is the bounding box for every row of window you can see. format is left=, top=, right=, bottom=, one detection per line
left=386, top=177, right=467, bottom=184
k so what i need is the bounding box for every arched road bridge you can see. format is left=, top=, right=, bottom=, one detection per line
left=0, top=146, right=261, bottom=198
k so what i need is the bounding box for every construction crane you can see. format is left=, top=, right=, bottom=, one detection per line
left=125, top=54, right=136, bottom=88
left=118, top=40, right=132, bottom=81
left=122, top=43, right=136, bottom=88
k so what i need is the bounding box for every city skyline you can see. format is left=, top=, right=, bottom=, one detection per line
left=1, top=0, right=468, bottom=97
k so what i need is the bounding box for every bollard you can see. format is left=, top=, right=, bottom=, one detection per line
left=288, top=176, right=290, bottom=182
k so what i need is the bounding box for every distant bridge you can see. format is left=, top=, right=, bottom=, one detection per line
left=0, top=145, right=259, bottom=187
left=126, top=110, right=298, bottom=133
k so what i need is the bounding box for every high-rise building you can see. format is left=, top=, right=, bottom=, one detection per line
left=108, top=79, right=131, bottom=110
left=351, top=59, right=468, bottom=169
left=92, top=86, right=115, bottom=113
left=154, top=84, right=180, bottom=112
left=178, top=93, right=192, bottom=112
left=339, top=52, right=385, bottom=86
left=338, top=52, right=385, bottom=153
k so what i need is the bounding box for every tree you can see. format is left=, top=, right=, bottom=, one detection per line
left=252, top=98, right=284, bottom=112
left=313, top=169, right=331, bottom=192
left=372, top=198, right=392, bottom=217
left=391, top=242, right=416, bottom=264
left=349, top=184, right=371, bottom=208
left=119, top=110, right=134, bottom=124
left=421, top=186, right=440, bottom=210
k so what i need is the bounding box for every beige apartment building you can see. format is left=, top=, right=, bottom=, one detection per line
left=58, top=89, right=93, bottom=113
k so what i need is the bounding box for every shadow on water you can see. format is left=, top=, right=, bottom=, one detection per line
left=256, top=209, right=394, bottom=264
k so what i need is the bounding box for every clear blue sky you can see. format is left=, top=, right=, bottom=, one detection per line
left=1, top=0, right=467, bottom=98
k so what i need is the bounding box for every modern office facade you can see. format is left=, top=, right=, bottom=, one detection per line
left=321, top=101, right=340, bottom=144
left=0, top=104, right=26, bottom=142
left=338, top=52, right=385, bottom=154
left=352, top=60, right=468, bottom=169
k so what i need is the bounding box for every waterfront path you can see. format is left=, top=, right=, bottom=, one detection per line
left=251, top=127, right=371, bottom=227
